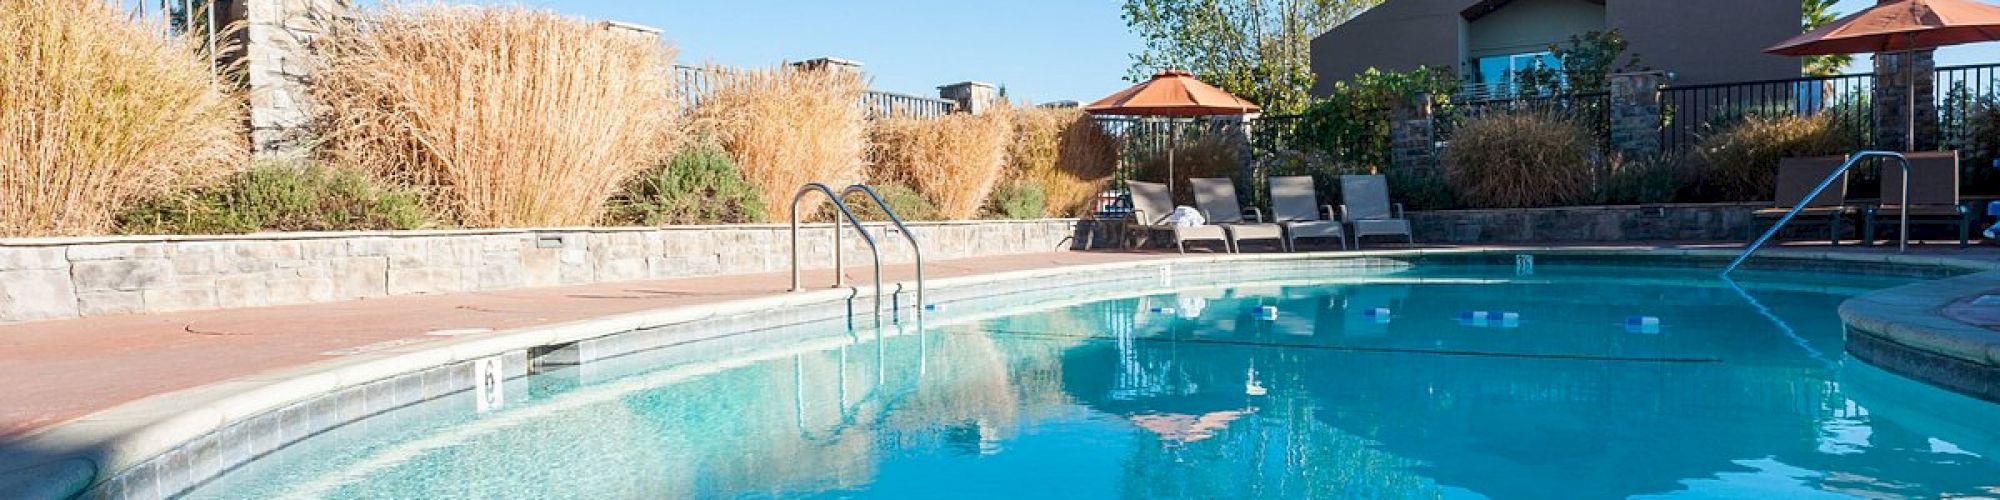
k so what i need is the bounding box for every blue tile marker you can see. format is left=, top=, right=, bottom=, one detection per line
left=1625, top=316, right=1661, bottom=334
left=1363, top=307, right=1392, bottom=324
left=1460, top=311, right=1520, bottom=328
left=1256, top=306, right=1279, bottom=321
left=1151, top=307, right=1177, bottom=315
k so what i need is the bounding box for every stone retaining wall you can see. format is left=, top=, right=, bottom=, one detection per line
left=1409, top=203, right=1762, bottom=243
left=0, top=220, right=1080, bottom=324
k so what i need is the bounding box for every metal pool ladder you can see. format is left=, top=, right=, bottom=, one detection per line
left=788, top=183, right=927, bottom=323
left=1722, top=151, right=1911, bottom=277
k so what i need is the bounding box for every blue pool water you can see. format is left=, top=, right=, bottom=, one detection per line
left=184, top=264, right=2000, bottom=499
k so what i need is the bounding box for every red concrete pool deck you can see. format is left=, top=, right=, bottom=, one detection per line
left=0, top=251, right=1176, bottom=442
left=4, top=241, right=1999, bottom=444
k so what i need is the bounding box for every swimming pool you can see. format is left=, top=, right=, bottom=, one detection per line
left=179, top=261, right=2000, bottom=499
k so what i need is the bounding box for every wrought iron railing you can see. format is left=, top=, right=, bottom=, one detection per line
left=675, top=65, right=959, bottom=119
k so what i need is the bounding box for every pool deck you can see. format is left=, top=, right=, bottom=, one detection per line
left=4, top=240, right=1997, bottom=442
left=0, top=250, right=1173, bottom=443
left=5, top=240, right=2000, bottom=498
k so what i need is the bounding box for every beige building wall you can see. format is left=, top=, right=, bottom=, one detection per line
left=1465, top=0, right=1605, bottom=60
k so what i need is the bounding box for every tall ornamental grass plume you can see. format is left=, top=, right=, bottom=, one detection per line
left=869, top=111, right=1014, bottom=219
left=1442, top=110, right=1597, bottom=209
left=0, top=0, right=245, bottom=236
left=691, top=65, right=868, bottom=221
left=1008, top=108, right=1120, bottom=216
left=314, top=5, right=679, bottom=227
left=1690, top=113, right=1861, bottom=201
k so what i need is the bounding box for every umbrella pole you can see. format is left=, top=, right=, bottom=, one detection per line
left=1906, top=48, right=1917, bottom=153
left=1168, top=126, right=1177, bottom=205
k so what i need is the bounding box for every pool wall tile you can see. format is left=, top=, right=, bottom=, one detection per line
left=120, top=458, right=159, bottom=500
left=188, top=433, right=219, bottom=488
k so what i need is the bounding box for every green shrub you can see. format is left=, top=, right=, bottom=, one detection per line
left=824, top=183, right=940, bottom=222
left=1442, top=111, right=1597, bottom=208
left=1689, top=113, right=1862, bottom=201
left=608, top=143, right=766, bottom=225
left=1595, top=155, right=1687, bottom=205
left=986, top=180, right=1047, bottom=219
left=1295, top=66, right=1458, bottom=169
left=116, top=162, right=431, bottom=234
left=1385, top=168, right=1459, bottom=211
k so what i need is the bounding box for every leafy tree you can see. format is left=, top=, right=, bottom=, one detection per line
left=1122, top=0, right=1385, bottom=115
left=1802, top=0, right=1851, bottom=76
left=1513, top=30, right=1644, bottom=96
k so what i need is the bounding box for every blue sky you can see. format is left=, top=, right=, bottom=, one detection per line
left=351, top=0, right=1997, bottom=102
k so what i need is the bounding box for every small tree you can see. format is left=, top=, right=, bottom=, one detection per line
left=1121, top=0, right=1386, bottom=115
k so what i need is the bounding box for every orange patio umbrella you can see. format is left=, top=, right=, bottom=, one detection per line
left=1767, top=0, right=2000, bottom=150
left=1086, top=69, right=1262, bottom=198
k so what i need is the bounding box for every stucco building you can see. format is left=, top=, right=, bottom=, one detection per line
left=1309, top=0, right=1804, bottom=96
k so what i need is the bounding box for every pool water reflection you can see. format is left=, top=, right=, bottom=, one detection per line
left=185, top=265, right=2000, bottom=499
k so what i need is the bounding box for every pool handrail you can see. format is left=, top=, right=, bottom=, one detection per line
left=841, top=184, right=926, bottom=316
left=1723, top=151, right=1910, bottom=277
left=790, top=183, right=884, bottom=322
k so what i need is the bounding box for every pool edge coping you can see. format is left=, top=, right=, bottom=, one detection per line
left=5, top=245, right=1994, bottom=499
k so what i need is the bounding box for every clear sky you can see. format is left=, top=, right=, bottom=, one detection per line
left=347, top=0, right=2000, bottom=102
left=406, top=0, right=1147, bottom=104
left=1834, top=0, right=2000, bottom=71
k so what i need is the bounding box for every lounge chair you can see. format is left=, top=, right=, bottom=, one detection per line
left=1339, top=175, right=1414, bottom=248
left=1191, top=178, right=1286, bottom=252
left=1864, top=151, right=1972, bottom=248
left=1752, top=156, right=1855, bottom=246
left=1267, top=176, right=1347, bottom=251
left=1128, top=180, right=1231, bottom=253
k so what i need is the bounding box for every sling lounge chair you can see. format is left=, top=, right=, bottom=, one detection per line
left=1268, top=176, right=1347, bottom=251
left=1340, top=175, right=1414, bottom=249
left=1128, top=181, right=1231, bottom=253
left=1191, top=178, right=1286, bottom=253
left=1752, top=156, right=1855, bottom=246
left=1864, top=151, right=1972, bottom=248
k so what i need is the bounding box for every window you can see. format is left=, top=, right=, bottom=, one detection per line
left=1471, top=51, right=1565, bottom=98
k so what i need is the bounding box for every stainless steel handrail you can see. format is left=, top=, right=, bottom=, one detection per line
left=1722, top=151, right=1911, bottom=277
left=841, top=184, right=926, bottom=315
left=790, top=183, right=885, bottom=321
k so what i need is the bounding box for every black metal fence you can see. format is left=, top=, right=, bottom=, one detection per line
left=1938, top=63, right=2000, bottom=154
left=1659, top=72, right=1875, bottom=152
left=674, top=65, right=959, bottom=119
left=1658, top=63, right=2000, bottom=152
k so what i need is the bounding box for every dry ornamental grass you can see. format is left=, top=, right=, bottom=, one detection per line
left=1009, top=108, right=1120, bottom=217
left=690, top=66, right=868, bottom=221
left=314, top=6, right=679, bottom=227
left=1442, top=111, right=1598, bottom=209
left=869, top=112, right=1014, bottom=219
left=0, top=0, right=245, bottom=236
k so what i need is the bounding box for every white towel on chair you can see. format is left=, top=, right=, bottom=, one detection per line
left=1164, top=206, right=1206, bottom=227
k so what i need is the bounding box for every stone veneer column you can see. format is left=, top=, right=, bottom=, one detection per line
left=1608, top=71, right=1667, bottom=159
left=232, top=0, right=345, bottom=159
left=938, top=81, right=1000, bottom=115
left=1874, top=50, right=1938, bottom=151
left=1389, top=96, right=1438, bottom=174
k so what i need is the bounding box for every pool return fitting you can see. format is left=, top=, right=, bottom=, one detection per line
left=788, top=183, right=928, bottom=325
